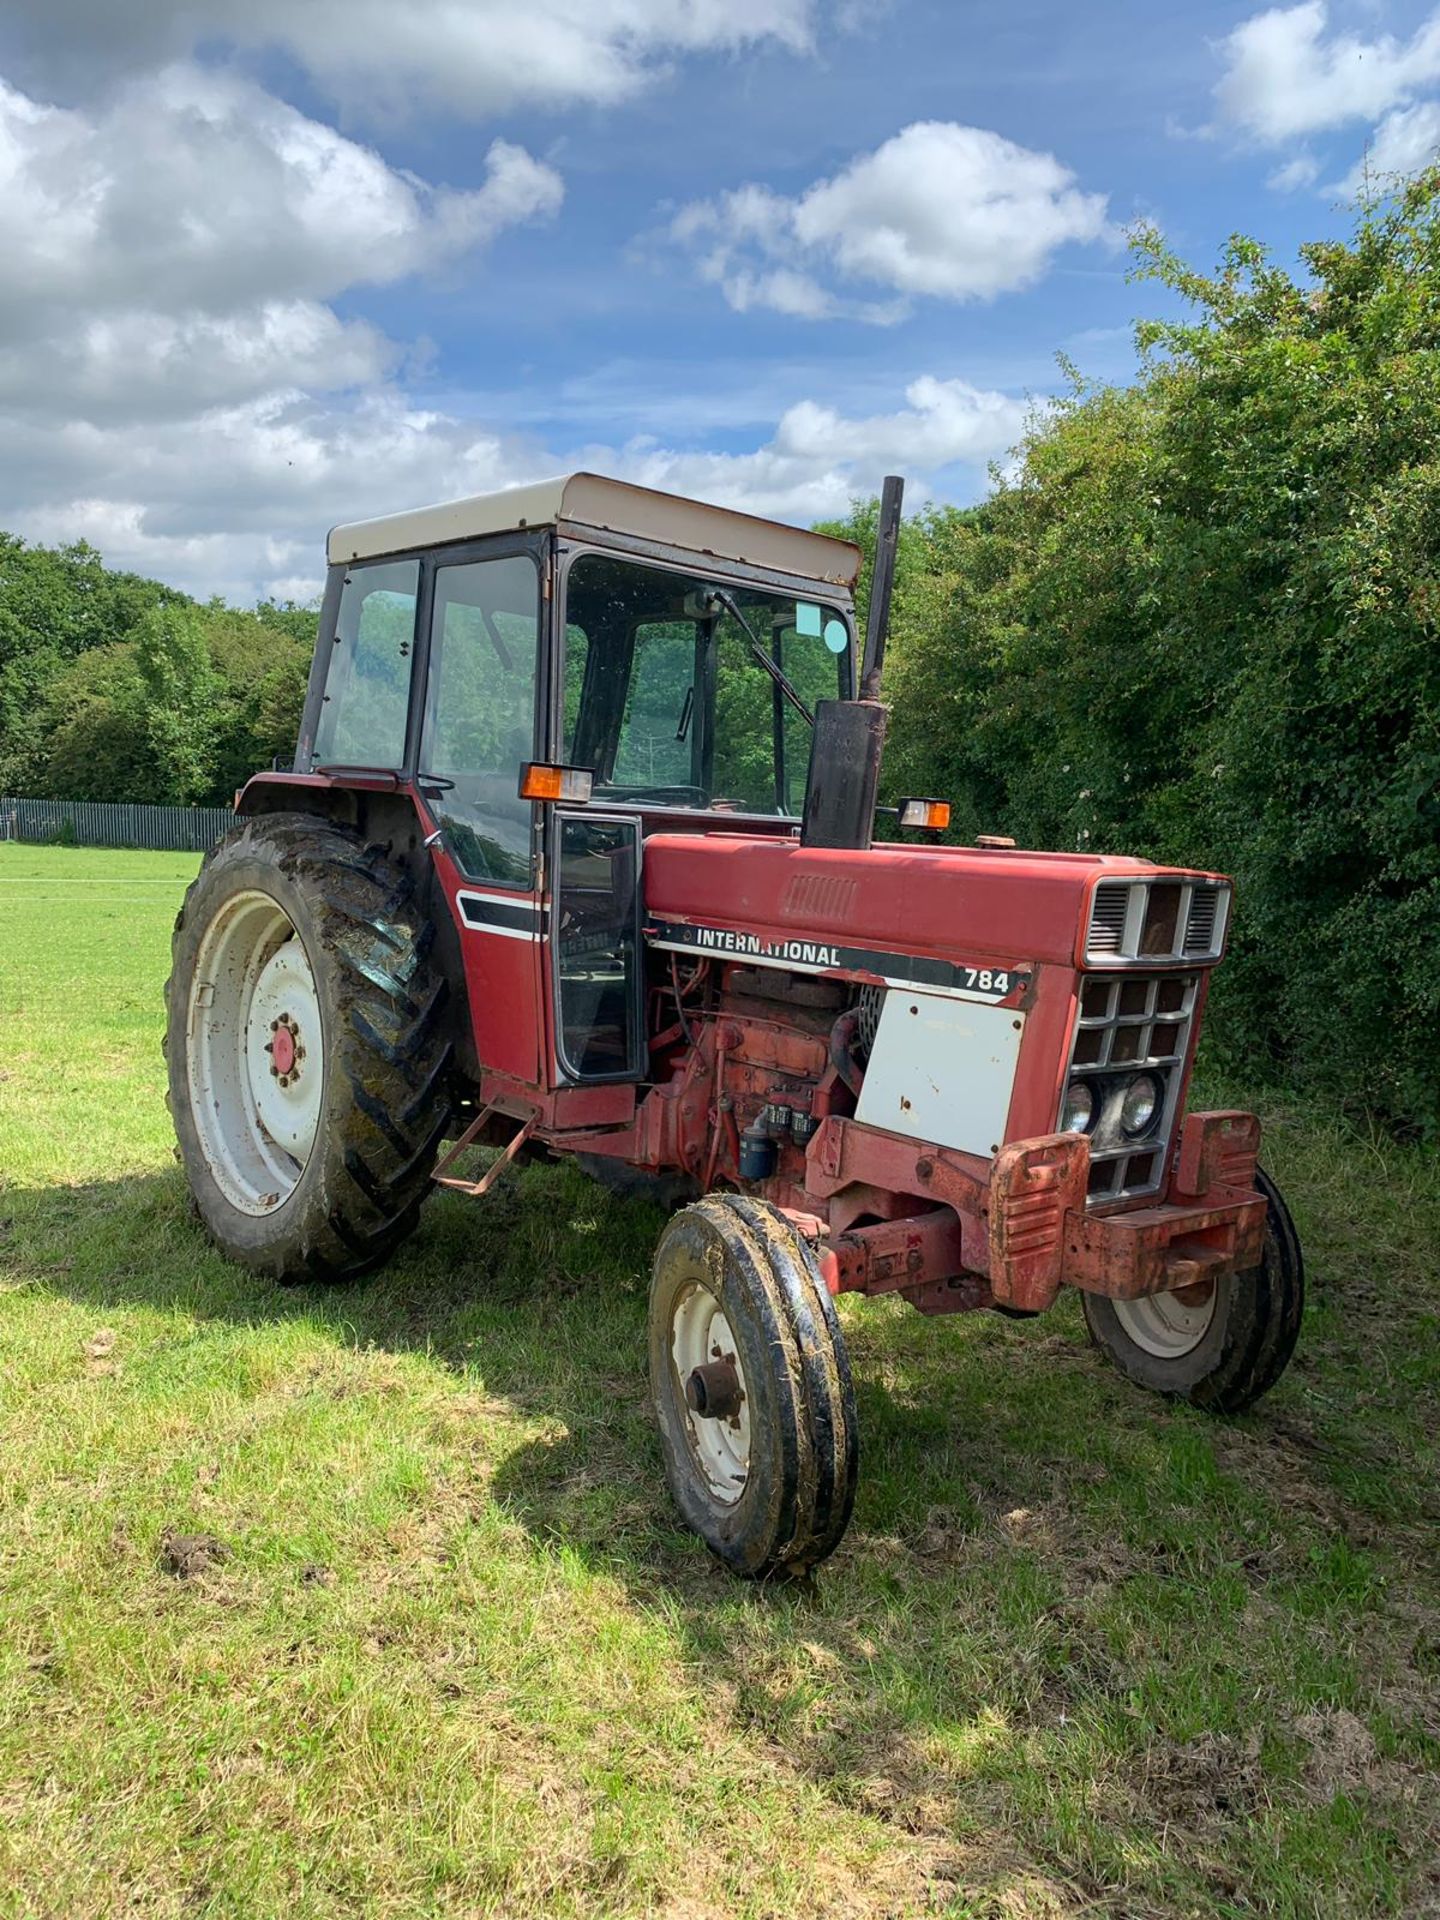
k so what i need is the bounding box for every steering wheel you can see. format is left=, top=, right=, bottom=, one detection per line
left=605, top=784, right=710, bottom=806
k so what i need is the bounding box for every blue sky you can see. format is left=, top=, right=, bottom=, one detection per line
left=2, top=0, right=1438, bottom=601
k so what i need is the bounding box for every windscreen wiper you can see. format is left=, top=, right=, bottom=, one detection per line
left=706, top=588, right=814, bottom=727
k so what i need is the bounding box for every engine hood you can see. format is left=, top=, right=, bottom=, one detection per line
left=642, top=832, right=1229, bottom=971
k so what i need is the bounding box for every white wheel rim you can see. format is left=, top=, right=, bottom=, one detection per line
left=669, top=1283, right=751, bottom=1505
left=1112, top=1282, right=1218, bottom=1359
left=186, top=889, right=323, bottom=1216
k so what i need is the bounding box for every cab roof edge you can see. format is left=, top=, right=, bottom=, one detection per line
left=326, top=471, right=863, bottom=589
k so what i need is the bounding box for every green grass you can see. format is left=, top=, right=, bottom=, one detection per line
left=1, top=842, right=1437, bottom=1918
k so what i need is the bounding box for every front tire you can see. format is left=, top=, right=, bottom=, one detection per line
left=165, top=812, right=452, bottom=1281
left=649, top=1196, right=858, bottom=1579
left=1082, top=1168, right=1304, bottom=1413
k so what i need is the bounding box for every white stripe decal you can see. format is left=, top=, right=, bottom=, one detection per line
left=457, top=888, right=540, bottom=910
left=465, top=921, right=539, bottom=943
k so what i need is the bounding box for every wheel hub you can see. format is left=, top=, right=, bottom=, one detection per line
left=685, top=1359, right=744, bottom=1421
left=269, top=1016, right=299, bottom=1080
left=1112, top=1277, right=1219, bottom=1359
left=186, top=891, right=323, bottom=1216
left=669, top=1285, right=750, bottom=1504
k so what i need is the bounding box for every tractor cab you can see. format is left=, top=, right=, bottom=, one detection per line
left=291, top=473, right=866, bottom=1091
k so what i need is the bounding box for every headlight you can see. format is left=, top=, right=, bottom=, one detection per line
left=1120, top=1073, right=1161, bottom=1136
left=1060, top=1081, right=1094, bottom=1133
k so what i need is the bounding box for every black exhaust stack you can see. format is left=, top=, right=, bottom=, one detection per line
left=801, top=474, right=904, bottom=850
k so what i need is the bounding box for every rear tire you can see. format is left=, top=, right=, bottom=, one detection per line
left=649, top=1196, right=858, bottom=1579
left=165, top=812, right=453, bottom=1281
left=1082, top=1168, right=1304, bottom=1413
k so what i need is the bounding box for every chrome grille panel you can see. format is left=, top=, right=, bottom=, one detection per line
left=1085, top=879, right=1229, bottom=967
left=1062, top=970, right=1199, bottom=1203
left=1087, top=884, right=1128, bottom=954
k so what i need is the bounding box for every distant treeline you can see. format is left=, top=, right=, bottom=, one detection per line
left=823, top=174, right=1440, bottom=1138
left=0, top=543, right=314, bottom=808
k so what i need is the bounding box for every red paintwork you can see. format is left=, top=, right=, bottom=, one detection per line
left=643, top=831, right=1230, bottom=970
left=422, top=831, right=545, bottom=1088
left=271, top=1025, right=296, bottom=1075
left=1174, top=1109, right=1260, bottom=1199
left=234, top=768, right=1264, bottom=1318
left=236, top=769, right=401, bottom=805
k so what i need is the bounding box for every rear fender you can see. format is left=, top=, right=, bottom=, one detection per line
left=234, top=771, right=480, bottom=1085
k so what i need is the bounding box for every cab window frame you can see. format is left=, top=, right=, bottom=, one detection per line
left=552, top=539, right=856, bottom=823
left=299, top=529, right=554, bottom=888
left=306, top=554, right=423, bottom=775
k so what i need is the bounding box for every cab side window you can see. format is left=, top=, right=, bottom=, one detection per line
left=314, top=558, right=419, bottom=769
left=419, top=553, right=540, bottom=887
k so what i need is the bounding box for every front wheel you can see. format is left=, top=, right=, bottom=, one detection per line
left=649, top=1197, right=858, bottom=1579
left=1082, top=1168, right=1304, bottom=1413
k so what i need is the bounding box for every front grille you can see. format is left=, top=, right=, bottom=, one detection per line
left=1184, top=886, right=1221, bottom=954
left=1063, top=970, right=1198, bottom=1203
left=1086, top=879, right=1229, bottom=966
left=854, top=984, right=884, bottom=1063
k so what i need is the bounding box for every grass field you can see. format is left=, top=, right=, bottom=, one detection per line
left=1, top=842, right=1437, bottom=1918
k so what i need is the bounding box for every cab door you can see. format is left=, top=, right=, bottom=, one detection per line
left=550, top=811, right=645, bottom=1082
left=416, top=541, right=548, bottom=1085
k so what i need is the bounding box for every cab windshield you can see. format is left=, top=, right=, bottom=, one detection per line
left=562, top=553, right=852, bottom=816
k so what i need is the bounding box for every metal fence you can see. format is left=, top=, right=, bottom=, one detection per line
left=0, top=796, right=234, bottom=852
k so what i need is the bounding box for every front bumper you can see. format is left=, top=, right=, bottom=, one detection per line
left=988, top=1116, right=1267, bottom=1311
left=804, top=1109, right=1268, bottom=1315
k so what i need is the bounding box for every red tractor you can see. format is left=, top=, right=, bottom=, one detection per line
left=166, top=473, right=1303, bottom=1578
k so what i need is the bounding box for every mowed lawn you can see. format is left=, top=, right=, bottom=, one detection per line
left=1, top=844, right=1437, bottom=1920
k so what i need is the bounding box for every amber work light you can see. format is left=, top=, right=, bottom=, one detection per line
left=519, top=763, right=595, bottom=803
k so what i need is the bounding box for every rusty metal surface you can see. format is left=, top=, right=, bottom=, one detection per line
left=816, top=1209, right=969, bottom=1300
left=432, top=1104, right=539, bottom=1198
left=1065, top=1192, right=1268, bottom=1298
left=987, top=1134, right=1090, bottom=1312
left=1174, top=1109, right=1262, bottom=1200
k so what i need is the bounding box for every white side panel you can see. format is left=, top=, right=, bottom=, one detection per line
left=855, top=990, right=1024, bottom=1158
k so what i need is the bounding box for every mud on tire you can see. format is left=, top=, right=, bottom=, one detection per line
left=649, top=1195, right=858, bottom=1579
left=165, top=811, right=452, bottom=1281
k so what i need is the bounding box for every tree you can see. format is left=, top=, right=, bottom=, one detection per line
left=133, top=603, right=223, bottom=805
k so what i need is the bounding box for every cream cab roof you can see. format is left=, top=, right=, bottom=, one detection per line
left=327, top=472, right=862, bottom=591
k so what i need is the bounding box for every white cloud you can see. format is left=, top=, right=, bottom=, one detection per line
left=0, top=62, right=572, bottom=597
left=1338, top=98, right=1440, bottom=190
left=10, top=0, right=838, bottom=120
left=2, top=375, right=1032, bottom=604
left=0, top=70, right=561, bottom=321
left=1267, top=153, right=1321, bottom=191
left=0, top=302, right=395, bottom=424
left=1215, top=1, right=1440, bottom=143
left=0, top=37, right=1031, bottom=606
left=615, top=376, right=1031, bottom=518
left=0, top=66, right=558, bottom=426
left=671, top=122, right=1109, bottom=320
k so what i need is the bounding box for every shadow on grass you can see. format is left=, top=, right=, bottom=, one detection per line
left=7, top=1147, right=1439, bottom=1912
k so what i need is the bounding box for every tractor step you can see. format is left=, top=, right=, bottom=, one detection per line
left=430, top=1104, right=537, bottom=1198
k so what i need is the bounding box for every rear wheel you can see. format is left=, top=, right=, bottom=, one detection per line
left=1082, top=1169, right=1304, bottom=1413
left=648, top=1196, right=858, bottom=1579
left=165, top=812, right=453, bottom=1280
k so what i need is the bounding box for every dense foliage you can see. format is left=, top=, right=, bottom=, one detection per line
left=0, top=537, right=314, bottom=806
left=826, top=174, right=1440, bottom=1135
